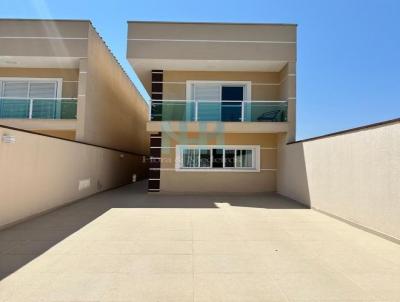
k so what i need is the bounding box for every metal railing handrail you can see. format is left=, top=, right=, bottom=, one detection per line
left=150, top=99, right=288, bottom=122
left=0, top=97, right=77, bottom=120
left=0, top=97, right=77, bottom=100
left=151, top=99, right=287, bottom=103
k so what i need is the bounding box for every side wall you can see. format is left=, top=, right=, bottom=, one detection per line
left=0, top=126, right=147, bottom=229
left=277, top=121, right=400, bottom=240
left=158, top=132, right=278, bottom=193
left=78, top=26, right=149, bottom=154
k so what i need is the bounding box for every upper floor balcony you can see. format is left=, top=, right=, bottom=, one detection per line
left=0, top=97, right=77, bottom=120
left=0, top=97, right=78, bottom=134
left=128, top=21, right=296, bottom=137
left=151, top=100, right=287, bottom=122
left=147, top=100, right=289, bottom=133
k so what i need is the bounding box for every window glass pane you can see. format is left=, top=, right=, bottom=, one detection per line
left=200, top=149, right=211, bottom=167
left=32, top=99, right=56, bottom=119
left=224, top=149, right=235, bottom=168
left=0, top=99, right=30, bottom=118
left=212, top=148, right=223, bottom=168
left=182, top=149, right=199, bottom=168
left=2, top=81, right=29, bottom=98
left=29, top=82, right=57, bottom=98
left=236, top=150, right=242, bottom=167
left=60, top=100, right=77, bottom=119
left=221, top=86, right=244, bottom=101
left=194, top=84, right=220, bottom=101
left=242, top=150, right=253, bottom=168
left=236, top=150, right=253, bottom=168
left=179, top=147, right=254, bottom=170
left=221, top=86, right=244, bottom=122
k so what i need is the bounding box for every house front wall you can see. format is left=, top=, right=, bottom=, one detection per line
left=160, top=70, right=282, bottom=101
left=156, top=132, right=278, bottom=193
left=0, top=20, right=89, bottom=58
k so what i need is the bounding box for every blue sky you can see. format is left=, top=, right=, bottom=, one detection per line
left=1, top=0, right=399, bottom=140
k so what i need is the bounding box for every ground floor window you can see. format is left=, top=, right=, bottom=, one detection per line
left=177, top=145, right=259, bottom=171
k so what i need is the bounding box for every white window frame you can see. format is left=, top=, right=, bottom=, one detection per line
left=186, top=80, right=252, bottom=101
left=0, top=77, right=63, bottom=99
left=175, top=145, right=260, bottom=172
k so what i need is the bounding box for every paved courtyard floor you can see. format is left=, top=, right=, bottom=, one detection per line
left=1, top=181, right=400, bottom=301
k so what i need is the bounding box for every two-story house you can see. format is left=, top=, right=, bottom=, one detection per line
left=0, top=19, right=149, bottom=154
left=127, top=21, right=296, bottom=192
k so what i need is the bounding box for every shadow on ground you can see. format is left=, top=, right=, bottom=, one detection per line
left=0, top=180, right=305, bottom=279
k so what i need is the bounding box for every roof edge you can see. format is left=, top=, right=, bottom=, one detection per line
left=0, top=18, right=91, bottom=22
left=127, top=20, right=298, bottom=26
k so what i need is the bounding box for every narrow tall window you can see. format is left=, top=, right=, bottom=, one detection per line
left=212, top=148, right=223, bottom=168
left=200, top=149, right=211, bottom=168
left=236, top=150, right=253, bottom=168
left=182, top=149, right=199, bottom=168
left=225, top=149, right=235, bottom=168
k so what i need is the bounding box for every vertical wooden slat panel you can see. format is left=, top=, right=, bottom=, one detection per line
left=149, top=70, right=163, bottom=192
left=149, top=131, right=161, bottom=192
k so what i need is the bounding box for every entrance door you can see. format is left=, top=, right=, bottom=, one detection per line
left=221, top=86, right=244, bottom=122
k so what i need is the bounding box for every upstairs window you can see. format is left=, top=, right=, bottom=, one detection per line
left=0, top=78, right=61, bottom=99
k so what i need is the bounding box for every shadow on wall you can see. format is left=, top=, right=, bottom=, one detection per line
left=0, top=180, right=305, bottom=279
left=277, top=134, right=311, bottom=207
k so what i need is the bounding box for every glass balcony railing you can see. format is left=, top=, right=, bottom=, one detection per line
left=150, top=100, right=288, bottom=122
left=0, top=98, right=77, bottom=120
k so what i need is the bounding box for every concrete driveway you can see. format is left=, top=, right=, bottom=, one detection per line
left=1, top=181, right=400, bottom=301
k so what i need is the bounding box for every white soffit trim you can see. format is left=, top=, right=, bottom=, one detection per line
left=130, top=59, right=288, bottom=72
left=157, top=82, right=281, bottom=86
left=0, top=36, right=87, bottom=40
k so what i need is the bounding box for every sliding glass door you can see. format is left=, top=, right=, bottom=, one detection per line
left=221, top=86, right=244, bottom=122
left=191, top=82, right=246, bottom=122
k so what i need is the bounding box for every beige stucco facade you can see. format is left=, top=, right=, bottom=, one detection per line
left=158, top=132, right=278, bottom=193
left=127, top=21, right=296, bottom=77
left=148, top=69, right=294, bottom=136
left=0, top=68, right=79, bottom=98
left=127, top=21, right=296, bottom=193
left=0, top=19, right=149, bottom=154
left=128, top=21, right=297, bottom=142
left=147, top=121, right=289, bottom=134
left=161, top=71, right=281, bottom=101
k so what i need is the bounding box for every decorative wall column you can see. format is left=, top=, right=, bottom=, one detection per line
left=148, top=70, right=163, bottom=192
left=75, top=58, right=88, bottom=141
